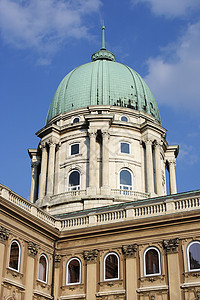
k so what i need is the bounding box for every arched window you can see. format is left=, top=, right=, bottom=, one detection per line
left=187, top=241, right=200, bottom=271
left=120, top=169, right=132, bottom=190
left=66, top=258, right=81, bottom=285
left=104, top=252, right=119, bottom=281
left=73, top=117, right=80, bottom=124
left=144, top=247, right=161, bottom=276
left=68, top=170, right=80, bottom=191
left=38, top=254, right=48, bottom=283
left=9, top=240, right=21, bottom=272
left=121, top=116, right=128, bottom=122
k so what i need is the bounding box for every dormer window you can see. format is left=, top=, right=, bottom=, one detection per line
left=121, top=116, right=128, bottom=122
left=70, top=143, right=80, bottom=155
left=73, top=117, right=80, bottom=124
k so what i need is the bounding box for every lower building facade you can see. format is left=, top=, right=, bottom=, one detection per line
left=1, top=184, right=200, bottom=300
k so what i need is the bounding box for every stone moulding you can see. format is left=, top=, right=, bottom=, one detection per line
left=59, top=295, right=86, bottom=300
left=162, top=238, right=179, bottom=253
left=3, top=277, right=25, bottom=290
left=33, top=289, right=53, bottom=299
left=0, top=225, right=9, bottom=242
left=122, top=244, right=137, bottom=258
left=83, top=249, right=99, bottom=263
left=137, top=285, right=168, bottom=293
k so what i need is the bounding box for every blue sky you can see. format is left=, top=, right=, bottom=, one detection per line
left=0, top=0, right=200, bottom=199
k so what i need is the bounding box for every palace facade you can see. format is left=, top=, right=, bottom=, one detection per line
left=1, top=28, right=200, bottom=300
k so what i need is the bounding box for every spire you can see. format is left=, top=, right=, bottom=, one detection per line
left=91, top=23, right=115, bottom=62
left=101, top=22, right=106, bottom=50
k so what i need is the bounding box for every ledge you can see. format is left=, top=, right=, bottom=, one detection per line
left=33, top=289, right=53, bottom=299
left=59, top=294, right=86, bottom=299
left=137, top=285, right=168, bottom=293
left=3, top=277, right=25, bottom=290
left=96, top=289, right=125, bottom=296
left=181, top=282, right=200, bottom=288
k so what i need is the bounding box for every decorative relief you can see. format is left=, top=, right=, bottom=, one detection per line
left=122, top=244, right=137, bottom=258
left=163, top=238, right=179, bottom=253
left=0, top=226, right=9, bottom=242
left=55, top=254, right=61, bottom=267
left=28, top=241, right=38, bottom=257
left=83, top=249, right=99, bottom=263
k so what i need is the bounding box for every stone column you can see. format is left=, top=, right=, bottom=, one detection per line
left=46, top=140, right=57, bottom=196
left=145, top=139, right=154, bottom=194
left=154, top=141, right=163, bottom=196
left=39, top=142, right=48, bottom=200
left=54, top=254, right=61, bottom=299
left=122, top=244, right=137, bottom=300
left=168, top=159, right=177, bottom=194
left=83, top=249, right=99, bottom=300
left=30, top=161, right=40, bottom=203
left=88, top=129, right=97, bottom=188
left=102, top=129, right=110, bottom=187
left=24, top=242, right=38, bottom=300
left=163, top=238, right=181, bottom=300
left=0, top=226, right=9, bottom=296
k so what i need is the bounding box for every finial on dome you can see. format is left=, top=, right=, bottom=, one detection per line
left=101, top=21, right=106, bottom=50
left=91, top=22, right=115, bottom=62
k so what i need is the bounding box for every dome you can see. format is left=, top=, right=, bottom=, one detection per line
left=46, top=43, right=161, bottom=124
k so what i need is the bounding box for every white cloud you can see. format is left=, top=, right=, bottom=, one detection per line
left=178, top=143, right=199, bottom=165
left=131, top=0, right=200, bottom=18
left=0, top=0, right=102, bottom=57
left=144, top=21, right=200, bottom=112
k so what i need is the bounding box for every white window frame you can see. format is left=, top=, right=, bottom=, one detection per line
left=67, top=170, right=81, bottom=191
left=72, top=117, right=80, bottom=124
left=187, top=241, right=200, bottom=272
left=66, top=257, right=81, bottom=285
left=9, top=240, right=21, bottom=272
left=103, top=252, right=120, bottom=281
left=70, top=143, right=80, bottom=156
left=120, top=142, right=131, bottom=154
left=120, top=115, right=128, bottom=122
left=119, top=168, right=133, bottom=190
left=143, top=246, right=161, bottom=277
left=38, top=254, right=48, bottom=283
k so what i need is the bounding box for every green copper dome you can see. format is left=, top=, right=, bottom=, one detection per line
left=46, top=27, right=160, bottom=124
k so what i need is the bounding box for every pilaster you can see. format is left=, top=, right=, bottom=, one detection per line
left=163, top=238, right=181, bottom=299
left=0, top=226, right=9, bottom=296
left=122, top=244, right=138, bottom=300
left=101, top=129, right=110, bottom=191
left=154, top=140, right=163, bottom=196
left=39, top=142, right=48, bottom=200
left=46, top=139, right=57, bottom=196
left=24, top=241, right=38, bottom=300
left=83, top=249, right=99, bottom=300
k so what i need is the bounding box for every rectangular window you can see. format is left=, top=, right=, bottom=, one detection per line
left=71, top=143, right=79, bottom=155
left=120, top=142, right=130, bottom=154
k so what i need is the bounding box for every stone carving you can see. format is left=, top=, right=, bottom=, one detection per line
left=122, top=244, right=137, bottom=258
left=163, top=238, right=179, bottom=253
left=28, top=241, right=38, bottom=257
left=0, top=226, right=9, bottom=242
left=55, top=254, right=61, bottom=267
left=83, top=249, right=99, bottom=263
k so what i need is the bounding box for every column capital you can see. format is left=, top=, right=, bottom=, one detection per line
left=88, top=128, right=97, bottom=136
left=83, top=249, right=99, bottom=263
left=101, top=129, right=110, bottom=136
left=168, top=158, right=176, bottom=166
left=143, top=138, right=153, bottom=145
left=0, top=226, right=9, bottom=243
left=47, top=138, right=58, bottom=147
left=122, top=244, right=137, bottom=258
left=163, top=238, right=179, bottom=253
left=28, top=241, right=38, bottom=257
left=39, top=141, right=47, bottom=150
left=154, top=139, right=163, bottom=148
left=55, top=254, right=62, bottom=268
left=31, top=160, right=40, bottom=169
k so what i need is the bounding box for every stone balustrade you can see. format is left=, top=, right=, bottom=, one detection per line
left=1, top=184, right=200, bottom=232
